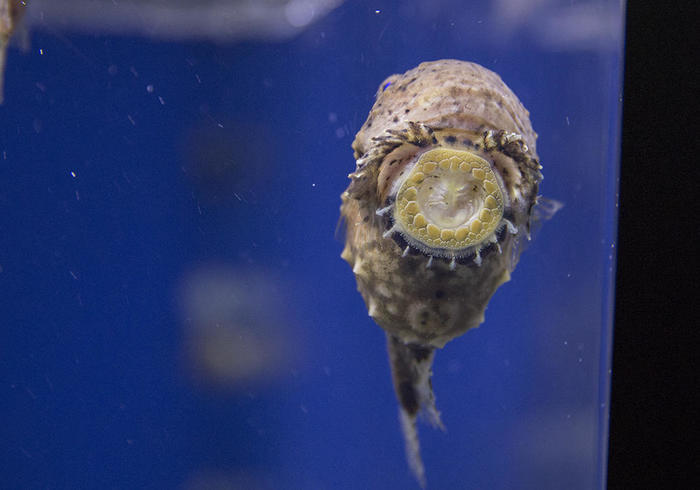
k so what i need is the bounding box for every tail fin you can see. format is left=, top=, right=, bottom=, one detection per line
left=387, top=334, right=444, bottom=487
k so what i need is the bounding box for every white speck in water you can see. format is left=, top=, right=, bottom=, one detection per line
left=328, top=112, right=338, bottom=123
left=127, top=115, right=136, bottom=126
left=335, top=127, right=345, bottom=138
left=158, top=96, right=165, bottom=105
left=375, top=9, right=381, bottom=14
left=566, top=116, right=570, bottom=125
left=70, top=171, right=77, bottom=178
left=578, top=357, right=583, bottom=363
left=300, top=405, right=308, bottom=413
left=312, top=183, right=316, bottom=188
left=39, top=48, right=44, bottom=55
left=217, top=123, right=224, bottom=128
left=146, top=84, right=154, bottom=93
left=563, top=340, right=568, bottom=346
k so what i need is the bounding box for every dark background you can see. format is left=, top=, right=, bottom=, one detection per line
left=608, top=2, right=695, bottom=489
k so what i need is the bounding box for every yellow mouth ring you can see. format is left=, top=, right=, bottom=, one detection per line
left=393, top=148, right=505, bottom=253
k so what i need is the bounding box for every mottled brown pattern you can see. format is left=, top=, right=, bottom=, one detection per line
left=352, top=59, right=537, bottom=159
left=339, top=60, right=544, bottom=486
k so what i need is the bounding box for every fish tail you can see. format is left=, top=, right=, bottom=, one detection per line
left=387, top=333, right=445, bottom=487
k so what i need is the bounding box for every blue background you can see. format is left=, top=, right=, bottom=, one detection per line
left=1, top=1, right=623, bottom=488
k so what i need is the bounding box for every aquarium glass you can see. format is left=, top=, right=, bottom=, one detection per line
left=1, top=1, right=624, bottom=488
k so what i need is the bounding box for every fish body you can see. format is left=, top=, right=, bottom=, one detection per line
left=340, top=60, right=545, bottom=486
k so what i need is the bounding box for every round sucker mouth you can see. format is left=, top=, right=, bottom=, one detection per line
left=391, top=148, right=506, bottom=258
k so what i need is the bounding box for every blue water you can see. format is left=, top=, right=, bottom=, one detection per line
left=1, top=1, right=624, bottom=488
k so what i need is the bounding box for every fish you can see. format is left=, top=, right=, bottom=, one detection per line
left=340, top=59, right=554, bottom=487
left=0, top=0, right=27, bottom=104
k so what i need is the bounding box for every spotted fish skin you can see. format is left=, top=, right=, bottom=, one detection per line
left=352, top=59, right=537, bottom=159
left=342, top=60, right=542, bottom=348
left=340, top=60, right=545, bottom=486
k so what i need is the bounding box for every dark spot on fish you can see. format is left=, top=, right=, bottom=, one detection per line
left=405, top=109, right=410, bottom=114
left=393, top=116, right=399, bottom=123
left=446, top=135, right=457, bottom=144
left=398, top=382, right=419, bottom=415
left=409, top=344, right=433, bottom=362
